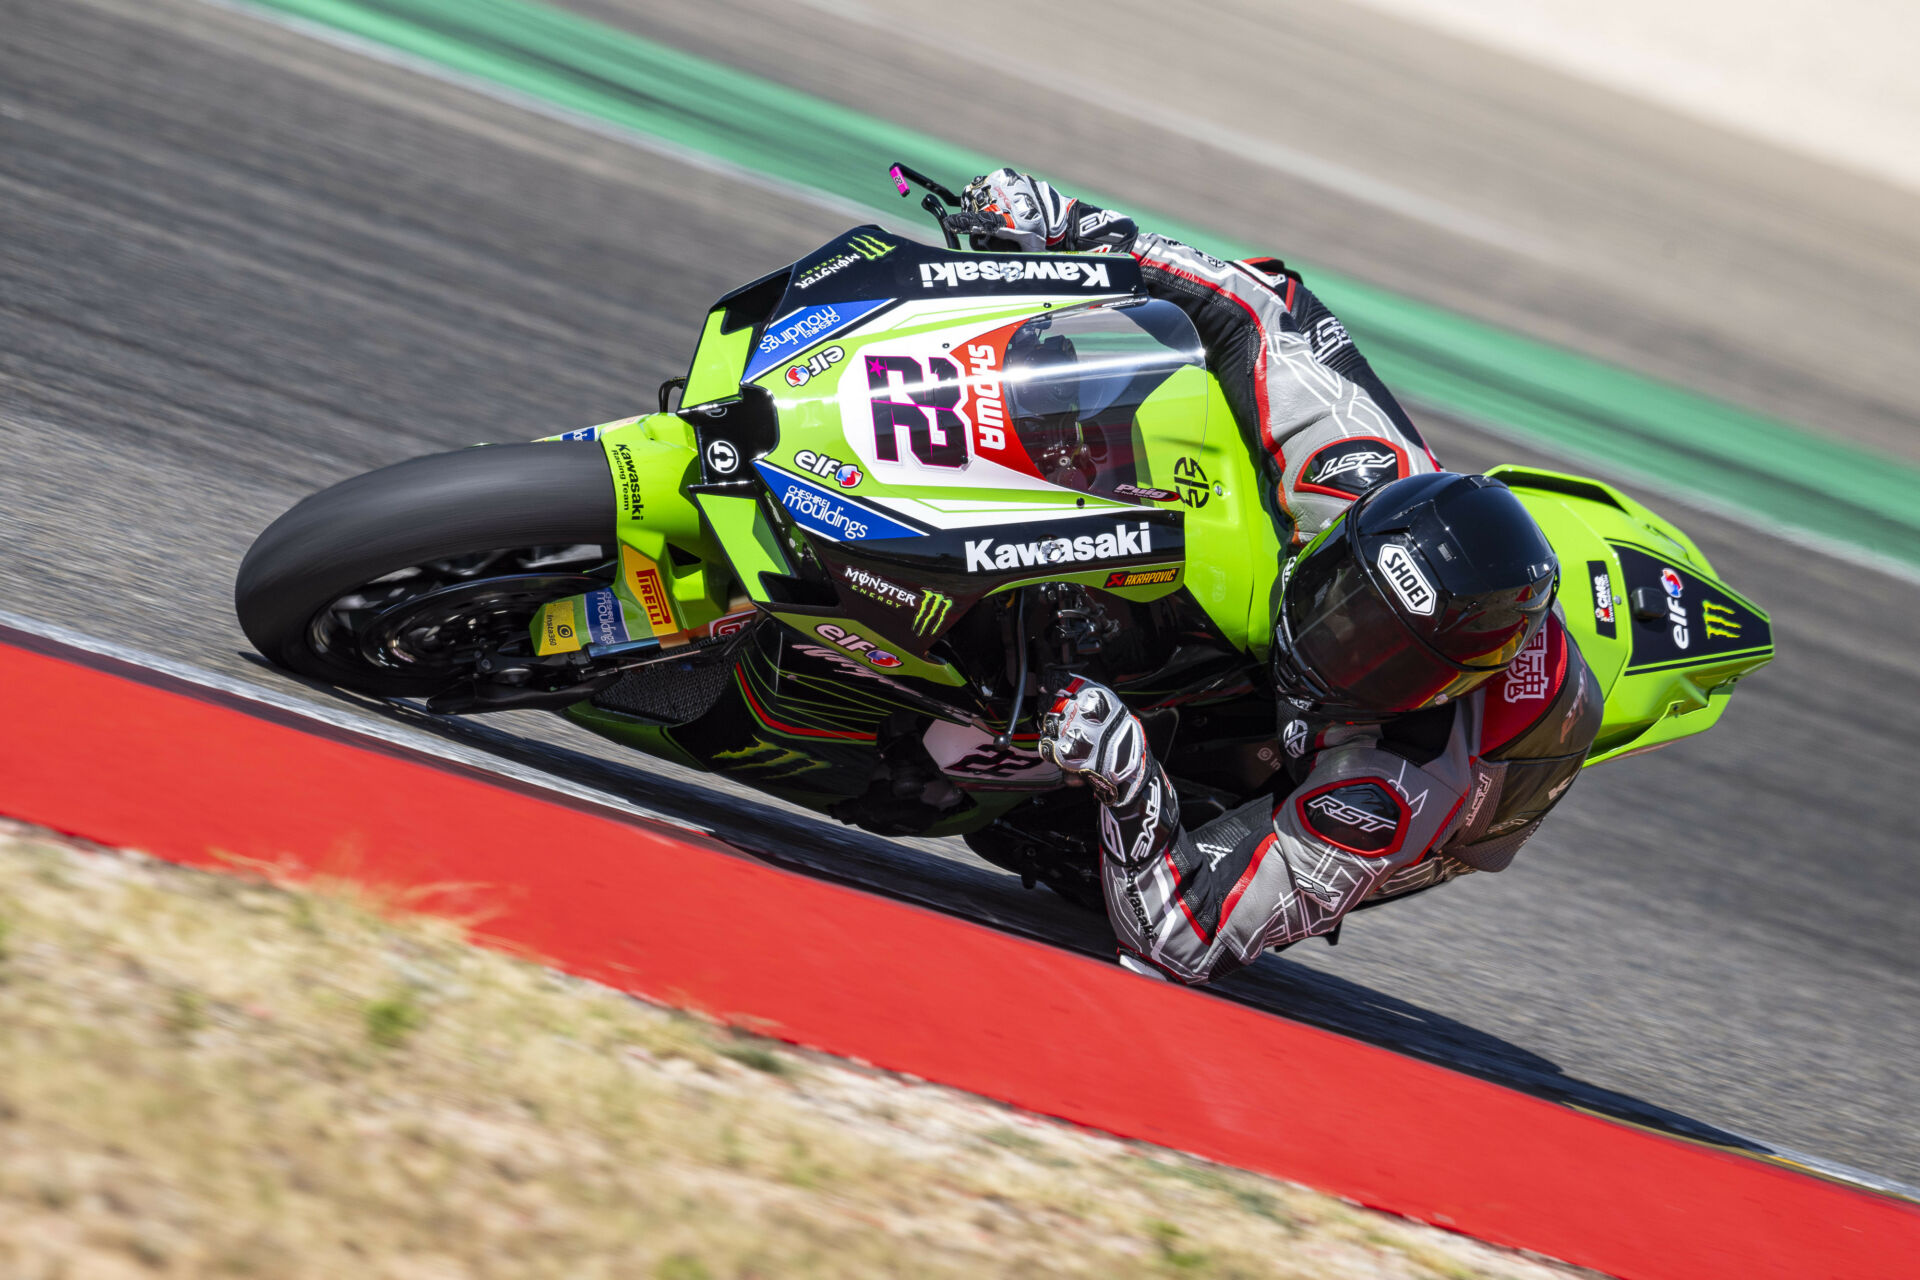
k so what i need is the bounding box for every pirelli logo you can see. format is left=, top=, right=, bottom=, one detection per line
left=621, top=546, right=677, bottom=633
left=1104, top=567, right=1178, bottom=589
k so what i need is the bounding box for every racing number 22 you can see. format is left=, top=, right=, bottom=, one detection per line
left=867, top=355, right=967, bottom=468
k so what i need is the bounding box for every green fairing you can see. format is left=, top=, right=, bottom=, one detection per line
left=1128, top=366, right=1282, bottom=653
left=532, top=232, right=1770, bottom=839
left=684, top=309, right=755, bottom=407
left=1488, top=466, right=1775, bottom=766
left=694, top=492, right=792, bottom=602
left=562, top=702, right=707, bottom=772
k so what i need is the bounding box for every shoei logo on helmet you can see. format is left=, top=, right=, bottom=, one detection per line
left=1377, top=544, right=1436, bottom=616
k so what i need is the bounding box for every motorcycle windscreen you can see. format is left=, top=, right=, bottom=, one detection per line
left=1000, top=298, right=1207, bottom=499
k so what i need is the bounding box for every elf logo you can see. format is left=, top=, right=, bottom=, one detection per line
left=1377, top=544, right=1436, bottom=616
left=919, top=259, right=1112, bottom=289
left=814, top=622, right=900, bottom=668
left=793, top=448, right=861, bottom=487
left=964, top=522, right=1154, bottom=573
left=784, top=346, right=844, bottom=387
left=1663, top=570, right=1690, bottom=649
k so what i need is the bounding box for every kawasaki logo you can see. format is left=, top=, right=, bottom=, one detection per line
left=919, top=259, right=1111, bottom=289
left=965, top=522, right=1153, bottom=573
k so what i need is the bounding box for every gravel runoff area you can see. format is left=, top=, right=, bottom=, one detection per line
left=0, top=821, right=1598, bottom=1280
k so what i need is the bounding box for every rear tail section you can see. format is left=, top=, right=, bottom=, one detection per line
left=1490, top=466, right=1774, bottom=765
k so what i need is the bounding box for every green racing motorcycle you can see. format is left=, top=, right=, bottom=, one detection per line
left=235, top=167, right=1774, bottom=908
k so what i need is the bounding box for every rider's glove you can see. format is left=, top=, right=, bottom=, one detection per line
left=1038, top=677, right=1151, bottom=806
left=962, top=168, right=1081, bottom=252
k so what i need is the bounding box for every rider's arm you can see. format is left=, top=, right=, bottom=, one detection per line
left=1040, top=680, right=1466, bottom=984
left=964, top=168, right=1439, bottom=545
left=1124, top=231, right=1439, bottom=546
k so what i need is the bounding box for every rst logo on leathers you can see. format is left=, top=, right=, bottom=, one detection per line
left=1299, top=438, right=1405, bottom=499
left=919, top=260, right=1112, bottom=289
left=1377, top=543, right=1436, bottom=616
left=965, top=522, right=1155, bottom=572
left=1298, top=781, right=1405, bottom=855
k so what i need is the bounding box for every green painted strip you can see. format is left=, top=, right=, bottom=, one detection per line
left=241, top=0, right=1920, bottom=570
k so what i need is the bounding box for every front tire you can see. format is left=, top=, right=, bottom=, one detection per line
left=235, top=443, right=615, bottom=697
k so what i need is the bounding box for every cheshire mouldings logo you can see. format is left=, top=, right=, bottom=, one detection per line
left=753, top=462, right=921, bottom=543
left=919, top=259, right=1112, bottom=289
left=744, top=298, right=889, bottom=382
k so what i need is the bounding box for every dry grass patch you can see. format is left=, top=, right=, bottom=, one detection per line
left=0, top=821, right=1591, bottom=1279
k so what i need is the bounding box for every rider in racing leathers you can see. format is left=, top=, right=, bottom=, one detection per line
left=965, top=169, right=1602, bottom=983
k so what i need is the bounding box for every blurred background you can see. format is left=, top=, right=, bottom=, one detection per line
left=3, top=0, right=1916, bottom=1197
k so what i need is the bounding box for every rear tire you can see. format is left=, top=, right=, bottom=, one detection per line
left=235, top=443, right=615, bottom=697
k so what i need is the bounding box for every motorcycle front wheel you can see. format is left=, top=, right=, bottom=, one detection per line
left=234, top=442, right=615, bottom=699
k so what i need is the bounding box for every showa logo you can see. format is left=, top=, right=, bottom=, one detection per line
left=784, top=346, right=844, bottom=388
left=965, top=522, right=1155, bottom=573
left=920, top=259, right=1112, bottom=289
left=794, top=449, right=863, bottom=488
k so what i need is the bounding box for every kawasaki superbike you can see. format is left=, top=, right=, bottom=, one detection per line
left=234, top=167, right=1775, bottom=908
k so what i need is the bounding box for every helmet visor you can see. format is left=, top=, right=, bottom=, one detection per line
left=1279, top=523, right=1486, bottom=713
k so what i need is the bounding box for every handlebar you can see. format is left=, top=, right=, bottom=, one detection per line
left=889, top=162, right=1001, bottom=249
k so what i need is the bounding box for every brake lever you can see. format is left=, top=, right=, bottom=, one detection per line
left=891, top=162, right=980, bottom=248
left=889, top=162, right=964, bottom=206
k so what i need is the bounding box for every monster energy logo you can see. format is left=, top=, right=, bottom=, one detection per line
left=711, top=738, right=826, bottom=778
left=913, top=590, right=954, bottom=636
left=792, top=234, right=897, bottom=290
left=1700, top=600, right=1741, bottom=639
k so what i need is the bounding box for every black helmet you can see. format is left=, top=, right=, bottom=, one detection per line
left=1271, top=473, right=1558, bottom=717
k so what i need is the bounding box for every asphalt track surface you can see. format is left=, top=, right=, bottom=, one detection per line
left=3, top=0, right=1917, bottom=1191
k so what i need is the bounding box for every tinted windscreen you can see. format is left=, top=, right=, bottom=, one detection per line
left=1001, top=299, right=1206, bottom=498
